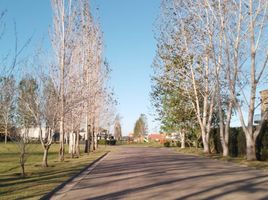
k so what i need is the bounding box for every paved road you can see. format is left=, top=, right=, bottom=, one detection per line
left=52, top=147, right=268, bottom=200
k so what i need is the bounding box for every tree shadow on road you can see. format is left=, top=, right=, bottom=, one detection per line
left=68, top=147, right=268, bottom=200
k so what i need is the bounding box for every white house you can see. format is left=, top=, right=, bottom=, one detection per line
left=18, top=127, right=50, bottom=139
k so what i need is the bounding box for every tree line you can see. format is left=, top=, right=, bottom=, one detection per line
left=0, top=0, right=117, bottom=176
left=152, top=0, right=268, bottom=161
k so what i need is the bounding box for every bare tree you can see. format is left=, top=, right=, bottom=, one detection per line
left=157, top=0, right=268, bottom=159
left=50, top=0, right=79, bottom=161
left=0, top=76, right=16, bottom=144
left=224, top=0, right=268, bottom=160
left=79, top=1, right=110, bottom=153
left=205, top=0, right=268, bottom=160
left=10, top=129, right=30, bottom=177
left=50, top=0, right=114, bottom=158
left=15, top=75, right=38, bottom=176
left=17, top=67, right=59, bottom=167
left=40, top=77, right=59, bottom=167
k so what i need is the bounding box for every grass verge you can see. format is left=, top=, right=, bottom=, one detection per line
left=0, top=143, right=110, bottom=200
left=173, top=147, right=268, bottom=170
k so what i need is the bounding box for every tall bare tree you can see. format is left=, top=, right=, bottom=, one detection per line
left=50, top=0, right=79, bottom=161
left=224, top=0, right=268, bottom=160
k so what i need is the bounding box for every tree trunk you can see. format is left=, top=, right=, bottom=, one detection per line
left=220, top=124, right=229, bottom=157
left=84, top=128, right=89, bottom=153
left=203, top=139, right=209, bottom=153
left=42, top=148, right=49, bottom=167
left=75, top=131, right=80, bottom=157
left=20, top=145, right=26, bottom=177
left=96, top=133, right=99, bottom=149
left=94, top=130, right=98, bottom=150
left=90, top=129, right=94, bottom=151
left=4, top=123, right=8, bottom=144
left=21, top=163, right=25, bottom=177
left=59, top=119, right=65, bottom=161
left=84, top=115, right=90, bottom=154
left=246, top=135, right=256, bottom=161
left=222, top=103, right=232, bottom=157
left=201, top=129, right=210, bottom=153
left=181, top=131, right=185, bottom=149
left=69, top=132, right=75, bottom=158
left=69, top=132, right=72, bottom=154
left=84, top=139, right=89, bottom=153
left=88, top=134, right=92, bottom=153
left=222, top=141, right=229, bottom=157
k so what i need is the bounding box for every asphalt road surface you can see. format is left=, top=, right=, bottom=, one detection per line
left=51, top=147, right=268, bottom=200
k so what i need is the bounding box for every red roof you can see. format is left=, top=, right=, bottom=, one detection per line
left=148, top=134, right=165, bottom=140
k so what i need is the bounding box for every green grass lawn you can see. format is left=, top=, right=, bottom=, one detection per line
left=0, top=143, right=109, bottom=200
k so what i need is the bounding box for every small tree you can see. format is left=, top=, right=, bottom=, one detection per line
left=11, top=129, right=30, bottom=177
left=40, top=78, right=59, bottom=167
left=15, top=76, right=38, bottom=176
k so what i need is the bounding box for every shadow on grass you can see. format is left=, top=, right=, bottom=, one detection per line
left=0, top=150, right=109, bottom=199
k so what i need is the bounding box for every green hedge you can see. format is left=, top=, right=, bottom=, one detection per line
left=210, top=125, right=268, bottom=160
left=98, top=139, right=116, bottom=145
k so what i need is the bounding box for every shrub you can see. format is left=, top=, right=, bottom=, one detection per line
left=210, top=126, right=268, bottom=160
left=164, top=141, right=170, bottom=147
left=176, top=141, right=181, bottom=147
left=98, top=139, right=106, bottom=145
left=107, top=139, right=116, bottom=145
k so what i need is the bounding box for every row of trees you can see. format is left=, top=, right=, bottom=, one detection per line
left=0, top=0, right=117, bottom=175
left=152, top=0, right=268, bottom=160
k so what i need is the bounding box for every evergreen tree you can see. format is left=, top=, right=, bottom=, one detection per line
left=114, top=115, right=122, bottom=140
left=133, top=114, right=148, bottom=139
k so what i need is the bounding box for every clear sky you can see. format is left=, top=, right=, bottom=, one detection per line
left=0, top=0, right=161, bottom=135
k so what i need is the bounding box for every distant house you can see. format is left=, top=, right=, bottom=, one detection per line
left=128, top=132, right=134, bottom=138
left=165, top=132, right=180, bottom=141
left=148, top=133, right=166, bottom=143
left=18, top=127, right=48, bottom=140
left=128, top=132, right=145, bottom=143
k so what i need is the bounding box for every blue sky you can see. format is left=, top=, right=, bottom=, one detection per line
left=92, top=0, right=161, bottom=135
left=0, top=0, right=161, bottom=135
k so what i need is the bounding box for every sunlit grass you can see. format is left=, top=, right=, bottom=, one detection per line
left=173, top=147, right=268, bottom=170
left=0, top=143, right=109, bottom=200
left=119, top=141, right=163, bottom=148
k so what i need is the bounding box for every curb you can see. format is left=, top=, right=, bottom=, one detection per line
left=40, top=151, right=109, bottom=200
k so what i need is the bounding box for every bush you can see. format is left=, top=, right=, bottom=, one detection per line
left=164, top=141, right=170, bottom=147
left=260, top=149, right=268, bottom=161
left=176, top=141, right=181, bottom=147
left=98, top=139, right=106, bottom=145
left=210, top=126, right=268, bottom=160
left=107, top=139, right=116, bottom=145
left=98, top=139, right=116, bottom=145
